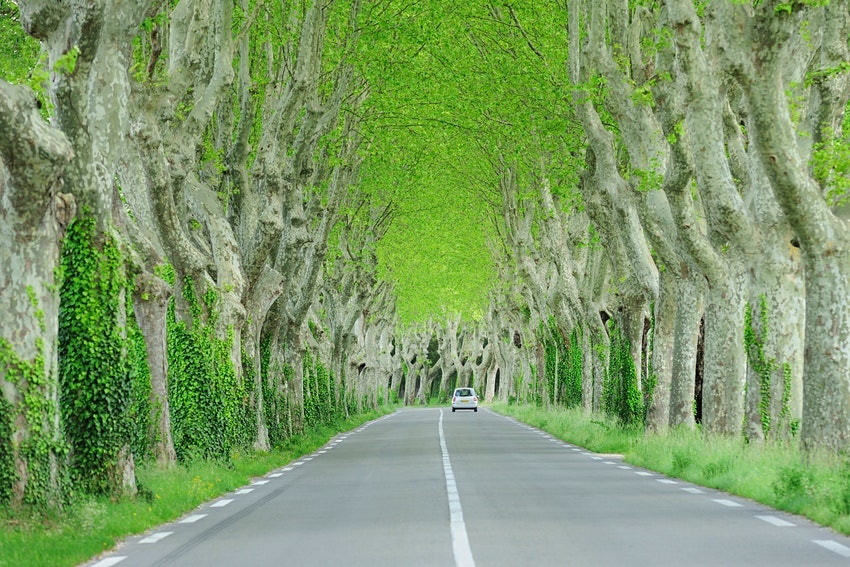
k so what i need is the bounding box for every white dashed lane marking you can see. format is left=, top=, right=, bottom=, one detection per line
left=756, top=515, right=795, bottom=527
left=210, top=499, right=233, bottom=508
left=179, top=514, right=207, bottom=524
left=139, top=532, right=173, bottom=544
left=91, top=558, right=126, bottom=567
left=814, top=540, right=850, bottom=558
left=681, top=487, right=704, bottom=494
left=713, top=499, right=743, bottom=508
left=235, top=488, right=254, bottom=494
left=656, top=479, right=678, bottom=485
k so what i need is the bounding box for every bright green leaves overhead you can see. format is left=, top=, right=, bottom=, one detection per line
left=377, top=179, right=494, bottom=325
left=357, top=0, right=584, bottom=324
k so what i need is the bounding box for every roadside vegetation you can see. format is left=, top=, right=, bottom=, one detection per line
left=493, top=403, right=850, bottom=537
left=0, top=409, right=392, bottom=567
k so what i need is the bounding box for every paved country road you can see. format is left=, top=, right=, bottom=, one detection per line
left=85, top=408, right=850, bottom=566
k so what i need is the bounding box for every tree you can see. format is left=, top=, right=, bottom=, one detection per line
left=0, top=79, right=73, bottom=508
left=719, top=0, right=850, bottom=451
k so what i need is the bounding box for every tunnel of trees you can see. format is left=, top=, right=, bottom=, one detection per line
left=1, top=0, right=850, bottom=510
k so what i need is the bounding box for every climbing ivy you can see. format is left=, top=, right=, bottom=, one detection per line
left=126, top=306, right=153, bottom=461
left=744, top=295, right=775, bottom=438
left=342, top=366, right=360, bottom=417
left=166, top=276, right=254, bottom=461
left=528, top=364, right=541, bottom=406
left=260, top=337, right=290, bottom=447
left=565, top=329, right=583, bottom=407
left=303, top=349, right=340, bottom=426
left=780, top=363, right=794, bottom=436
left=1, top=338, right=70, bottom=508
left=604, top=320, right=643, bottom=426
left=0, top=389, right=14, bottom=505
left=59, top=216, right=132, bottom=495
left=258, top=339, right=350, bottom=447
left=542, top=320, right=583, bottom=408
left=743, top=296, right=795, bottom=440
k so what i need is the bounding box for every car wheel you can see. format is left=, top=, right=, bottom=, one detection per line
left=474, top=408, right=478, bottom=412
left=452, top=408, right=456, bottom=412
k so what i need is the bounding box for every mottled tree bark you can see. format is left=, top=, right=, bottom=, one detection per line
left=132, top=274, right=176, bottom=466
left=669, top=274, right=705, bottom=429
left=729, top=0, right=850, bottom=451
left=0, top=80, right=73, bottom=508
left=647, top=270, right=676, bottom=432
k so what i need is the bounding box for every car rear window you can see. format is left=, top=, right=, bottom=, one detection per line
left=455, top=389, right=473, bottom=397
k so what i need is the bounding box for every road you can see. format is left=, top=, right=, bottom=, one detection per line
left=86, top=408, right=850, bottom=566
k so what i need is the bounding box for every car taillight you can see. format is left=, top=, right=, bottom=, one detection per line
left=452, top=397, right=457, bottom=402
left=474, top=397, right=478, bottom=402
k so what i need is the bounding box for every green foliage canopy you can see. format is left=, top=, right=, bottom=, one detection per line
left=357, top=0, right=583, bottom=325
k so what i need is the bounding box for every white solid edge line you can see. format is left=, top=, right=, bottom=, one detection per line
left=439, top=410, right=476, bottom=567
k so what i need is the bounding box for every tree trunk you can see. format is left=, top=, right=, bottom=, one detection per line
left=0, top=80, right=73, bottom=509
left=243, top=266, right=284, bottom=451
left=669, top=274, right=705, bottom=429
left=132, top=274, right=176, bottom=467
left=289, top=332, right=306, bottom=434
left=736, top=0, right=850, bottom=452
left=646, top=270, right=676, bottom=432
left=701, top=260, right=747, bottom=437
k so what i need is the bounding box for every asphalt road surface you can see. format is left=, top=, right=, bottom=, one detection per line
left=86, top=408, right=850, bottom=566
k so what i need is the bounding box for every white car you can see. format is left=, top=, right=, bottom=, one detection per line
left=451, top=387, right=478, bottom=412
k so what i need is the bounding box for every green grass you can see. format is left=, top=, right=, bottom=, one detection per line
left=0, top=408, right=394, bottom=567
left=492, top=403, right=850, bottom=536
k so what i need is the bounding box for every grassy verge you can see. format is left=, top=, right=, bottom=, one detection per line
left=0, top=408, right=395, bottom=567
left=491, top=403, right=850, bottom=536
